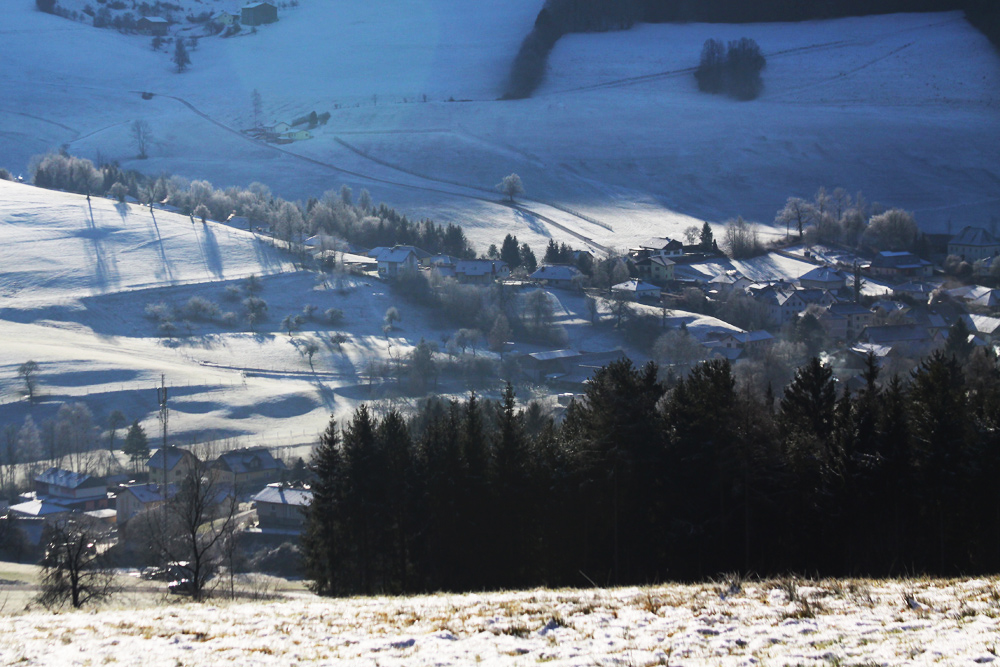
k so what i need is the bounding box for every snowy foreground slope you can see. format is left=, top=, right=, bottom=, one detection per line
left=3, top=578, right=1000, bottom=665
left=2, top=2, right=998, bottom=251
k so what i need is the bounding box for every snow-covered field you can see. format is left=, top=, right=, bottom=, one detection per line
left=0, top=180, right=646, bottom=446
left=1, top=2, right=998, bottom=253
left=3, top=577, right=1000, bottom=665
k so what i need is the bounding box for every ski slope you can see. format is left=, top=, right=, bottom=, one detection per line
left=1, top=3, right=998, bottom=253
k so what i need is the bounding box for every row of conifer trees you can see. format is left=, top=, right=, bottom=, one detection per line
left=303, top=349, right=1000, bottom=596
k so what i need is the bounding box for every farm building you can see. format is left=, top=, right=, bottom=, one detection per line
left=137, top=16, right=170, bottom=36
left=241, top=2, right=278, bottom=26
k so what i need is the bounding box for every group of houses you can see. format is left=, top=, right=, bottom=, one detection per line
left=7, top=445, right=312, bottom=548
left=135, top=2, right=278, bottom=37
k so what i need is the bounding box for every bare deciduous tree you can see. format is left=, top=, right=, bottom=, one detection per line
left=139, top=461, right=241, bottom=601
left=18, top=360, right=39, bottom=401
left=131, top=119, right=152, bottom=159
left=38, top=516, right=118, bottom=609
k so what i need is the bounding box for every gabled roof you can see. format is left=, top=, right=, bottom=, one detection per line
left=252, top=484, right=313, bottom=507
left=147, top=447, right=197, bottom=472
left=612, top=279, right=659, bottom=293
left=871, top=251, right=932, bottom=270
left=639, top=237, right=682, bottom=251
left=892, top=281, right=936, bottom=295
left=121, top=483, right=177, bottom=505
left=860, top=324, right=932, bottom=345
left=140, top=16, right=169, bottom=23
left=36, top=468, right=102, bottom=490
left=528, top=349, right=581, bottom=362
left=455, top=259, right=508, bottom=276
left=829, top=302, right=872, bottom=317
left=721, top=330, right=774, bottom=344
left=950, top=226, right=999, bottom=247
left=799, top=266, right=847, bottom=284
left=962, top=313, right=1000, bottom=336
left=215, top=447, right=285, bottom=475
left=530, top=265, right=582, bottom=281
left=244, top=2, right=276, bottom=9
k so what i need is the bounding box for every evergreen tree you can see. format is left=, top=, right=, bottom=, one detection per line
left=123, top=421, right=149, bottom=472
left=173, top=39, right=191, bottom=72
left=699, top=221, right=714, bottom=251
left=500, top=234, right=521, bottom=269
left=302, top=419, right=345, bottom=595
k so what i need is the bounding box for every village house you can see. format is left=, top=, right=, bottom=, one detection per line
left=821, top=302, right=875, bottom=340
left=711, top=330, right=775, bottom=352
left=213, top=447, right=286, bottom=490
left=241, top=2, right=278, bottom=26
left=634, top=254, right=675, bottom=284
left=750, top=285, right=804, bottom=326
left=529, top=264, right=583, bottom=289
left=891, top=281, right=938, bottom=303
left=32, top=468, right=109, bottom=512
left=948, top=226, right=1000, bottom=263
left=636, top=237, right=684, bottom=257
left=868, top=251, right=933, bottom=279
left=454, top=259, right=510, bottom=284
left=370, top=246, right=423, bottom=279
left=212, top=11, right=239, bottom=26
left=519, top=349, right=626, bottom=385
left=137, top=16, right=170, bottom=36
left=798, top=266, right=848, bottom=291
left=116, top=483, right=177, bottom=525
left=708, top=271, right=752, bottom=295
left=147, top=446, right=199, bottom=485
left=611, top=279, right=661, bottom=301
left=858, top=323, right=943, bottom=350
left=252, top=483, right=313, bottom=530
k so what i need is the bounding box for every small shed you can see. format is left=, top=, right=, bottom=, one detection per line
left=241, top=2, right=278, bottom=26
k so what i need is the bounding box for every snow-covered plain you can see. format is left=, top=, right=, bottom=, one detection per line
left=1, top=2, right=998, bottom=252
left=3, top=577, right=1000, bottom=665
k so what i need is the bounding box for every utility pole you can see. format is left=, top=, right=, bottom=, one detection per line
left=157, top=374, right=169, bottom=481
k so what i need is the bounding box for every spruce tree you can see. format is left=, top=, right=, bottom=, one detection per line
left=302, top=419, right=344, bottom=595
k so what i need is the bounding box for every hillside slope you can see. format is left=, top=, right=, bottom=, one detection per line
left=2, top=3, right=997, bottom=251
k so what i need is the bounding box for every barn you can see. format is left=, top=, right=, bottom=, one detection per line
left=137, top=16, right=169, bottom=36
left=241, top=2, right=278, bottom=26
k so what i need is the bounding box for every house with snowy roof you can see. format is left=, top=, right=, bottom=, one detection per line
left=529, top=264, right=583, bottom=288
left=116, top=483, right=177, bottom=525
left=213, top=447, right=286, bottom=490
left=637, top=237, right=684, bottom=257
left=868, top=251, right=933, bottom=279
left=634, top=254, right=675, bottom=284
left=612, top=279, right=660, bottom=301
left=821, top=302, right=875, bottom=340
left=370, top=246, right=422, bottom=279
left=948, top=226, right=1000, bottom=263
left=798, top=266, right=848, bottom=291
left=454, top=259, right=510, bottom=284
left=252, top=483, right=313, bottom=529
left=33, top=468, right=108, bottom=512
left=147, top=446, right=200, bottom=485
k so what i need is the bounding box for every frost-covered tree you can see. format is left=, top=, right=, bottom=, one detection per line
left=496, top=173, right=524, bottom=202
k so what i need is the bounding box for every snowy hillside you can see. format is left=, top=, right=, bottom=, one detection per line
left=1, top=2, right=998, bottom=253
left=0, top=180, right=649, bottom=448
left=3, top=577, right=1000, bottom=665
